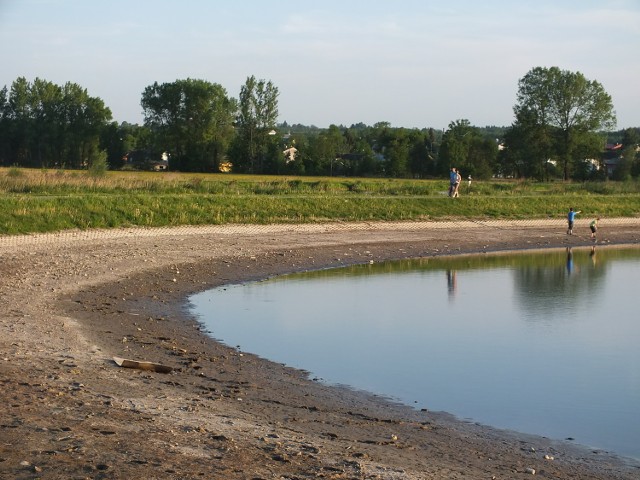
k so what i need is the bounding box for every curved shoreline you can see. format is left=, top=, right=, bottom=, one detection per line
left=2, top=220, right=640, bottom=479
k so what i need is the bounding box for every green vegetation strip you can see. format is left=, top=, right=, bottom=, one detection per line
left=2, top=193, right=640, bottom=235
left=1, top=168, right=639, bottom=235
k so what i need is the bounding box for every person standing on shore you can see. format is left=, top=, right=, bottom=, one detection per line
left=590, top=217, right=600, bottom=240
left=567, top=207, right=581, bottom=235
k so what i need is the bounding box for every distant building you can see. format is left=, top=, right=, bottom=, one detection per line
left=603, top=157, right=622, bottom=177
left=602, top=143, right=625, bottom=177
left=123, top=150, right=169, bottom=171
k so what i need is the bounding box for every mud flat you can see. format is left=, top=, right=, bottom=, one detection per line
left=2, top=220, right=640, bottom=479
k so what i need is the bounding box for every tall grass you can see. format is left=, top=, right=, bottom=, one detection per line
left=1, top=167, right=639, bottom=235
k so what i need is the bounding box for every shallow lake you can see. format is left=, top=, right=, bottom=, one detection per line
left=190, top=246, right=640, bottom=461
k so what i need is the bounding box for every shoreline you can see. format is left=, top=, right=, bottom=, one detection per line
left=2, top=220, right=640, bottom=478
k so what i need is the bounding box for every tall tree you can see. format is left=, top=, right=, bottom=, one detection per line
left=466, top=137, right=497, bottom=180
left=0, top=86, right=9, bottom=165
left=231, top=76, right=279, bottom=173
left=61, top=81, right=112, bottom=168
left=502, top=108, right=555, bottom=180
left=306, top=124, right=346, bottom=176
left=0, top=77, right=111, bottom=168
left=513, top=66, right=616, bottom=180
left=439, top=119, right=473, bottom=177
left=6, top=77, right=32, bottom=165
left=141, top=79, right=236, bottom=172
left=384, top=128, right=410, bottom=178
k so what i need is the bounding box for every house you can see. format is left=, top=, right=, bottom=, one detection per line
left=603, top=157, right=621, bottom=177
left=123, top=150, right=169, bottom=171
left=602, top=143, right=625, bottom=177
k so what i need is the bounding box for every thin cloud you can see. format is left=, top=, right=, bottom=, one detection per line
left=1, top=0, right=638, bottom=128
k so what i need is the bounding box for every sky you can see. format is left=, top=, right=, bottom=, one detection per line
left=1, top=0, right=639, bottom=130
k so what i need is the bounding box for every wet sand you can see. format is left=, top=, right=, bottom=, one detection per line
left=2, top=219, right=640, bottom=479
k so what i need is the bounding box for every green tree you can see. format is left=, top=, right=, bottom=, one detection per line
left=6, top=77, right=32, bottom=165
left=570, top=132, right=606, bottom=181
left=440, top=120, right=496, bottom=180
left=350, top=137, right=376, bottom=177
left=309, top=124, right=346, bottom=176
left=61, top=82, right=112, bottom=169
left=0, top=77, right=111, bottom=168
left=439, top=119, right=473, bottom=177
left=501, top=108, right=555, bottom=180
left=513, top=66, right=616, bottom=180
left=30, top=78, right=63, bottom=167
left=100, top=121, right=149, bottom=170
left=231, top=76, right=279, bottom=173
left=0, top=86, right=8, bottom=165
left=385, top=132, right=410, bottom=177
left=466, top=136, right=497, bottom=180
left=141, top=79, right=236, bottom=172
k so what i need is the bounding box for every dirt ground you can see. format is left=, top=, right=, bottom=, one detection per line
left=2, top=219, right=640, bottom=480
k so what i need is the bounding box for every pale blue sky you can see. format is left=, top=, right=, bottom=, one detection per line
left=1, top=0, right=638, bottom=129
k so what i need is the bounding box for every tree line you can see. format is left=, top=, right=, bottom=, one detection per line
left=1, top=68, right=638, bottom=180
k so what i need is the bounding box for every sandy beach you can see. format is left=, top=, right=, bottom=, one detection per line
left=2, top=219, right=640, bottom=479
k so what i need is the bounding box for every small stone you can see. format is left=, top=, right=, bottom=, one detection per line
left=544, top=454, right=554, bottom=460
left=525, top=467, right=536, bottom=475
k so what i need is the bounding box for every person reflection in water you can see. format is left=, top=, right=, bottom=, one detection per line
left=590, top=245, right=597, bottom=267
left=446, top=270, right=457, bottom=298
left=566, top=247, right=574, bottom=274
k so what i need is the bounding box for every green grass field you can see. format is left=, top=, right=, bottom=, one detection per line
left=1, top=167, right=639, bottom=235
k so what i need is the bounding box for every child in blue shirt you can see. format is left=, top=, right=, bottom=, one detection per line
left=567, top=207, right=581, bottom=235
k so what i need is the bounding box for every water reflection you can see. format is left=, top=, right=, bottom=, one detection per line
left=514, top=247, right=608, bottom=319
left=190, top=247, right=640, bottom=461
left=446, top=270, right=457, bottom=298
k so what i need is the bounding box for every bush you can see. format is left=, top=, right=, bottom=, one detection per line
left=88, top=152, right=109, bottom=177
left=7, top=166, right=25, bottom=177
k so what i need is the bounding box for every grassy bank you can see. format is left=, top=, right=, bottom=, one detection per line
left=2, top=167, right=639, bottom=235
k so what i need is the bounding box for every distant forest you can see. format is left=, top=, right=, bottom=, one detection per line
left=1, top=72, right=639, bottom=181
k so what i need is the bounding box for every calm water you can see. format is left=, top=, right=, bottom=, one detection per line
left=190, top=247, right=640, bottom=461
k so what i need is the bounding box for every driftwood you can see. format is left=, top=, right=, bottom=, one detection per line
left=113, top=356, right=173, bottom=374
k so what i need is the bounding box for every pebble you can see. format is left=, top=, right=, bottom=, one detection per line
left=525, top=467, right=536, bottom=475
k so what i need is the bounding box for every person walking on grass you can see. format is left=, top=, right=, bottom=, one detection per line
left=590, top=217, right=600, bottom=240
left=452, top=169, right=462, bottom=197
left=567, top=207, right=581, bottom=235
left=448, top=168, right=458, bottom=197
